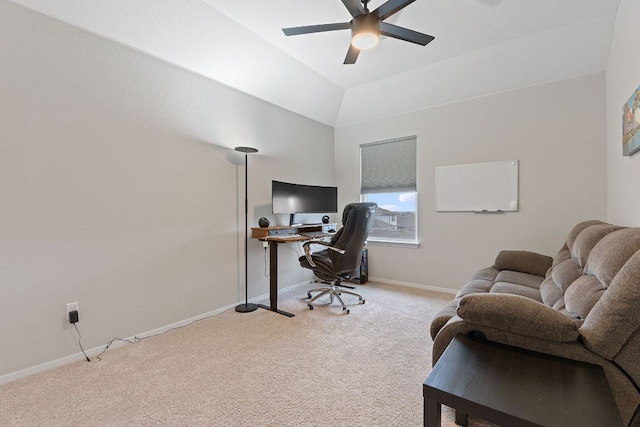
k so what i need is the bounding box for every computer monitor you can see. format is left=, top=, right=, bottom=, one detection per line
left=272, top=180, right=338, bottom=225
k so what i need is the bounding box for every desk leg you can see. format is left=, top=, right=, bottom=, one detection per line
left=424, top=396, right=441, bottom=427
left=257, top=240, right=294, bottom=317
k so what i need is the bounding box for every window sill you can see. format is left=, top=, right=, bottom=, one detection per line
left=366, top=239, right=420, bottom=249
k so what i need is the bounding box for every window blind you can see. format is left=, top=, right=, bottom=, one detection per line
left=360, top=136, right=417, bottom=194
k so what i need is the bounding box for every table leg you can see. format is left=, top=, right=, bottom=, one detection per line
left=455, top=409, right=468, bottom=426
left=424, top=397, right=441, bottom=427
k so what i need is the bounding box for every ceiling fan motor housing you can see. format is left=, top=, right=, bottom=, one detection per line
left=351, top=13, right=380, bottom=49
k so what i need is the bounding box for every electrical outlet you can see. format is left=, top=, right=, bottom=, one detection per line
left=66, top=302, right=79, bottom=320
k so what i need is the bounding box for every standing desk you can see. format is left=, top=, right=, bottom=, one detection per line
left=251, top=223, right=336, bottom=317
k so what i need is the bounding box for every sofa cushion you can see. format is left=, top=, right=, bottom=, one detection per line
left=495, top=270, right=545, bottom=289
left=564, top=275, right=606, bottom=319
left=565, top=228, right=640, bottom=320
left=456, top=278, right=494, bottom=298
left=585, top=228, right=640, bottom=287
left=494, top=250, right=552, bottom=277
left=581, top=250, right=640, bottom=360
left=565, top=220, right=604, bottom=251
left=491, top=282, right=543, bottom=302
left=551, top=258, right=583, bottom=292
left=553, top=248, right=571, bottom=268
left=539, top=277, right=564, bottom=307
left=457, top=293, right=579, bottom=342
left=571, top=223, right=623, bottom=268
left=469, top=266, right=500, bottom=282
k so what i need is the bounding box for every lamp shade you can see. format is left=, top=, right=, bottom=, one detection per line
left=235, top=146, right=258, bottom=154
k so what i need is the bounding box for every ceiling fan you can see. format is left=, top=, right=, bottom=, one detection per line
left=282, top=0, right=435, bottom=64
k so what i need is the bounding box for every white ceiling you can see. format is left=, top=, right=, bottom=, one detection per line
left=9, top=0, right=621, bottom=126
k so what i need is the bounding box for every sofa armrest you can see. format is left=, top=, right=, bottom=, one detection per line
left=494, top=250, right=552, bottom=277
left=457, top=293, right=579, bottom=342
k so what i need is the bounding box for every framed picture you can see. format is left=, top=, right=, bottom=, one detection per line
left=622, top=85, right=640, bottom=156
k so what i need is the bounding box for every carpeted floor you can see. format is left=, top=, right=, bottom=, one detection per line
left=0, top=282, right=495, bottom=426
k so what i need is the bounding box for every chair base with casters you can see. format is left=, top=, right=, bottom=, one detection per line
left=306, top=277, right=365, bottom=314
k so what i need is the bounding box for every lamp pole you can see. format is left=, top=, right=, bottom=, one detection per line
left=235, top=146, right=259, bottom=313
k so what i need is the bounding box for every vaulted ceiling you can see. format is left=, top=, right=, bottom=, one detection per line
left=10, top=0, right=621, bottom=126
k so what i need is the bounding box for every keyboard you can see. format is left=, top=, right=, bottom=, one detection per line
left=299, top=231, right=330, bottom=237
left=271, top=234, right=302, bottom=240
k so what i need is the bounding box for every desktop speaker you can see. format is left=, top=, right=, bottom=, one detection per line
left=258, top=217, right=270, bottom=228
left=322, top=215, right=330, bottom=224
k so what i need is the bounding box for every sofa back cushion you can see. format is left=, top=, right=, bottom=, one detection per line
left=541, top=221, right=605, bottom=309
left=584, top=228, right=640, bottom=286
left=564, top=275, right=606, bottom=319
left=571, top=223, right=624, bottom=268
left=540, top=276, right=564, bottom=307
left=565, top=220, right=604, bottom=252
left=542, top=223, right=634, bottom=315
left=564, top=228, right=640, bottom=321
left=494, top=250, right=553, bottom=277
left=551, top=258, right=584, bottom=292
left=580, top=249, right=640, bottom=361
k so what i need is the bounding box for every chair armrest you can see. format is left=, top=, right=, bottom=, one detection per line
left=457, top=293, right=579, bottom=343
left=494, top=250, right=552, bottom=277
left=302, top=240, right=346, bottom=268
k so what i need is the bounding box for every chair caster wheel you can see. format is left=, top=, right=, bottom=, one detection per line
left=344, top=308, right=350, bottom=314
left=307, top=293, right=311, bottom=299
left=361, top=299, right=366, bottom=304
left=308, top=305, right=313, bottom=310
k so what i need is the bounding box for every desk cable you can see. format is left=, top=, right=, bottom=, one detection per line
left=263, top=246, right=270, bottom=277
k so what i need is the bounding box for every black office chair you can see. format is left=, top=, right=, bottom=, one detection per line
left=299, top=202, right=377, bottom=314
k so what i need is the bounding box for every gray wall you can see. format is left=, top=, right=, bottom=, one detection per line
left=335, top=73, right=607, bottom=291
left=0, top=2, right=333, bottom=379
left=606, top=0, right=640, bottom=226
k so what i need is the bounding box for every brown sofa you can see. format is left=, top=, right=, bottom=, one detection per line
left=430, top=220, right=640, bottom=426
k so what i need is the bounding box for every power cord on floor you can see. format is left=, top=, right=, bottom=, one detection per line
left=94, top=307, right=236, bottom=361
left=72, top=323, right=91, bottom=362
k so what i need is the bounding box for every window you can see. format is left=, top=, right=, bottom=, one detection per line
left=360, top=136, right=417, bottom=245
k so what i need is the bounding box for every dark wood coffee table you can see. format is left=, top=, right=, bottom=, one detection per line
left=423, top=334, right=622, bottom=427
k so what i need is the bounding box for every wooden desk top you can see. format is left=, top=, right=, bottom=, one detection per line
left=251, top=223, right=336, bottom=241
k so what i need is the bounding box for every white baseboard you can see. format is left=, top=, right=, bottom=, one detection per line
left=1, top=278, right=451, bottom=385
left=0, top=304, right=237, bottom=385
left=1, top=280, right=316, bottom=386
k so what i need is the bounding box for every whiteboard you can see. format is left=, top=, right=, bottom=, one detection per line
left=436, top=160, right=518, bottom=212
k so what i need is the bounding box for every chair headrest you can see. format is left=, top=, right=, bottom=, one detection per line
left=341, top=202, right=377, bottom=225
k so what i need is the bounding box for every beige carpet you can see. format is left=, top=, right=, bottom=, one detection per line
left=0, top=282, right=495, bottom=426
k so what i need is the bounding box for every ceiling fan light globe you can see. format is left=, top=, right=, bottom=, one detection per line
left=352, top=32, right=378, bottom=49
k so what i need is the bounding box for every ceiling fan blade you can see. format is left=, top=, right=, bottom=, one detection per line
left=344, top=44, right=360, bottom=64
left=342, top=0, right=366, bottom=18
left=283, top=22, right=351, bottom=36
left=379, top=22, right=434, bottom=46
left=373, top=0, right=416, bottom=21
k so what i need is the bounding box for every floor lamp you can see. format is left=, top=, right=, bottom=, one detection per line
left=235, top=146, right=259, bottom=313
